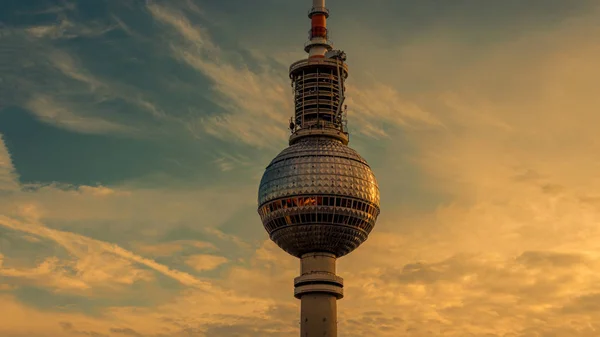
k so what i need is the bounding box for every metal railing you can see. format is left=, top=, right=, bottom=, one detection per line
left=304, top=38, right=333, bottom=50
left=308, top=6, right=329, bottom=17
left=289, top=58, right=349, bottom=76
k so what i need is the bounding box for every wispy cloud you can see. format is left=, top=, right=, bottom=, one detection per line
left=19, top=1, right=113, bottom=41
left=47, top=50, right=168, bottom=120
left=0, top=182, right=255, bottom=230
left=0, top=16, right=169, bottom=137
left=334, top=250, right=600, bottom=337
left=0, top=255, right=91, bottom=291
left=185, top=254, right=228, bottom=272
left=212, top=152, right=252, bottom=172
left=25, top=19, right=117, bottom=40
left=18, top=49, right=172, bottom=136
left=0, top=174, right=281, bottom=334
left=347, top=81, right=444, bottom=138
left=25, top=94, right=137, bottom=135
left=0, top=215, right=209, bottom=289
left=133, top=240, right=217, bottom=257
left=148, top=3, right=295, bottom=148
left=0, top=135, right=19, bottom=192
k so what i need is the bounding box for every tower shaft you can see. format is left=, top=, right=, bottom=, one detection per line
left=294, top=253, right=343, bottom=337
left=301, top=294, right=337, bottom=336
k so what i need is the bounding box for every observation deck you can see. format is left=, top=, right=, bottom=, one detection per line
left=288, top=57, right=349, bottom=144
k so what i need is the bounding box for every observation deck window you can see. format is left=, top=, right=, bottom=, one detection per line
left=260, top=196, right=380, bottom=220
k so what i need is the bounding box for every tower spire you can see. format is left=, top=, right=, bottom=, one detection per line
left=306, top=0, right=332, bottom=58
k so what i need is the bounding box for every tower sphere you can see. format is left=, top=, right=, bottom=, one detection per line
left=258, top=137, right=380, bottom=258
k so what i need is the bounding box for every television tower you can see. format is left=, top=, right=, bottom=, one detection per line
left=257, top=1, right=380, bottom=336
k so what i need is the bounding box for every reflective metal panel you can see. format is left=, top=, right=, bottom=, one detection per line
left=258, top=137, right=380, bottom=257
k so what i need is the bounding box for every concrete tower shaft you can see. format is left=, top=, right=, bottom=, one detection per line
left=295, top=253, right=343, bottom=336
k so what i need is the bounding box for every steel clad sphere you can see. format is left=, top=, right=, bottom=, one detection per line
left=257, top=137, right=380, bottom=258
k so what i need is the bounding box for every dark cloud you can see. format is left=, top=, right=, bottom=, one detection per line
left=344, top=313, right=403, bottom=335
left=540, top=183, right=565, bottom=195
left=516, top=251, right=586, bottom=269
left=80, top=332, right=108, bottom=337
left=203, top=323, right=288, bottom=337
left=109, top=327, right=143, bottom=337
left=56, top=321, right=109, bottom=337
left=560, top=293, right=600, bottom=315
left=59, top=321, right=74, bottom=331
left=338, top=250, right=600, bottom=336
left=513, top=169, right=542, bottom=183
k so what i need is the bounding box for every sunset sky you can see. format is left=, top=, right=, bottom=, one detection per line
left=1, top=0, right=600, bottom=336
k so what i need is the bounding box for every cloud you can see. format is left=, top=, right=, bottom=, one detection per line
left=0, top=216, right=290, bottom=336
left=133, top=240, right=217, bottom=257
left=384, top=3, right=600, bottom=258
left=0, top=134, right=19, bottom=192
left=0, top=256, right=91, bottom=291
left=325, top=6, right=600, bottom=335
left=0, top=295, right=109, bottom=337
left=2, top=1, right=600, bottom=336
left=185, top=254, right=228, bottom=272
left=0, top=145, right=276, bottom=334
left=0, top=215, right=209, bottom=289
left=46, top=50, right=104, bottom=90
left=148, top=2, right=292, bottom=148
left=212, top=152, right=252, bottom=172
left=0, top=15, right=171, bottom=137
left=0, top=182, right=255, bottom=229
left=109, top=327, right=143, bottom=337
left=19, top=1, right=113, bottom=41
left=346, top=80, right=444, bottom=138
left=46, top=50, right=167, bottom=120
left=25, top=19, right=116, bottom=40
left=25, top=94, right=136, bottom=135
left=330, top=251, right=600, bottom=337
left=16, top=50, right=172, bottom=136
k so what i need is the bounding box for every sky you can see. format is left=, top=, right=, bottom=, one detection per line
left=1, top=0, right=600, bottom=336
